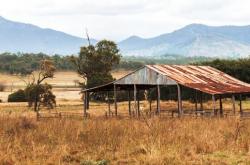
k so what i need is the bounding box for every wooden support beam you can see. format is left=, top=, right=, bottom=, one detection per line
left=177, top=84, right=182, bottom=115
left=86, top=92, right=89, bottom=109
left=114, top=84, right=117, bottom=116
left=232, top=95, right=236, bottom=115
left=137, top=90, right=140, bottom=117
left=200, top=92, right=203, bottom=111
left=83, top=92, right=87, bottom=118
left=134, top=84, right=137, bottom=117
left=157, top=85, right=161, bottom=115
left=240, top=94, right=243, bottom=114
left=219, top=95, right=223, bottom=116
left=148, top=89, right=152, bottom=116
left=195, top=90, right=198, bottom=112
left=128, top=90, right=131, bottom=116
left=212, top=95, right=216, bottom=115
left=149, top=98, right=152, bottom=114
left=107, top=92, right=111, bottom=116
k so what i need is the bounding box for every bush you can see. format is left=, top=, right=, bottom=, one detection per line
left=0, top=83, right=6, bottom=92
left=8, top=89, right=27, bottom=102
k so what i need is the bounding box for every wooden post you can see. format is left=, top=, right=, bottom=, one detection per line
left=149, top=98, right=152, bottom=114
left=137, top=90, right=140, bottom=117
left=240, top=94, right=243, bottom=114
left=232, top=95, right=236, bottom=115
left=114, top=84, right=117, bottom=116
left=107, top=91, right=111, bottom=116
left=195, top=90, right=198, bottom=111
left=86, top=92, right=89, bottom=109
left=157, top=85, right=161, bottom=115
left=134, top=84, right=137, bottom=117
left=128, top=90, right=131, bottom=116
left=177, top=84, right=182, bottom=115
left=83, top=92, right=87, bottom=118
left=219, top=95, right=223, bottom=116
left=212, top=95, right=216, bottom=115
left=200, top=92, right=203, bottom=111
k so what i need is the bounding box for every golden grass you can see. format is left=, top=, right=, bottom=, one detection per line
left=1, top=115, right=250, bottom=164
left=1, top=100, right=250, bottom=164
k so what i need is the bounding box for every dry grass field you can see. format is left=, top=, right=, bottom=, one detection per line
left=0, top=100, right=250, bottom=164
left=1, top=71, right=250, bottom=164
left=1, top=110, right=250, bottom=164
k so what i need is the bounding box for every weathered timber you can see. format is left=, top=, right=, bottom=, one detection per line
left=114, top=84, right=117, bottom=116
left=177, top=84, right=182, bottom=115
left=157, top=85, right=161, bottom=115
left=128, top=90, right=131, bottom=116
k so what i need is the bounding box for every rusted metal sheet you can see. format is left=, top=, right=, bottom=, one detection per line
left=147, top=65, right=250, bottom=94
left=83, top=64, right=250, bottom=95
left=115, top=67, right=177, bottom=85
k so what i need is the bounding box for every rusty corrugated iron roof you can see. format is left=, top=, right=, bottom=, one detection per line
left=146, top=65, right=250, bottom=95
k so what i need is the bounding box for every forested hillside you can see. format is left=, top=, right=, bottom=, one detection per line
left=0, top=53, right=75, bottom=75
left=1, top=52, right=250, bottom=84
left=0, top=53, right=216, bottom=74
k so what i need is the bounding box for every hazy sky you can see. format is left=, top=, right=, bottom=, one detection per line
left=1, top=0, right=250, bottom=41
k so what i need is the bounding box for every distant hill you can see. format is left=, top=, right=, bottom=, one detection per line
left=1, top=16, right=250, bottom=57
left=119, top=24, right=250, bottom=58
left=0, top=16, right=96, bottom=55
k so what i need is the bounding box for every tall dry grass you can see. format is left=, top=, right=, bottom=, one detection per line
left=0, top=116, right=250, bottom=164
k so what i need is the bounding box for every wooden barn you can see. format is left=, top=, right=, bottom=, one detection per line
left=82, top=65, right=250, bottom=117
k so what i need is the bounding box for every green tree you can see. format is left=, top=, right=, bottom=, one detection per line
left=72, top=40, right=121, bottom=88
left=29, top=59, right=56, bottom=112
left=25, top=83, right=56, bottom=109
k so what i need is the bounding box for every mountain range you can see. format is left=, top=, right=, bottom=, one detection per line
left=0, top=16, right=96, bottom=55
left=1, top=16, right=250, bottom=58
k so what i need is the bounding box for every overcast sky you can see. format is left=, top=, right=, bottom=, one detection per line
left=1, top=0, right=250, bottom=41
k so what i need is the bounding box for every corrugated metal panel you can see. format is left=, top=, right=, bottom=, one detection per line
left=147, top=65, right=250, bottom=94
left=115, top=67, right=177, bottom=85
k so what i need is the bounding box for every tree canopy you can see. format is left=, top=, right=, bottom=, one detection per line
left=198, top=58, right=250, bottom=83
left=0, top=52, right=75, bottom=75
left=72, top=40, right=121, bottom=88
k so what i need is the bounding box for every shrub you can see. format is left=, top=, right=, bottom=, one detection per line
left=8, top=89, right=27, bottom=102
left=0, top=83, right=6, bottom=92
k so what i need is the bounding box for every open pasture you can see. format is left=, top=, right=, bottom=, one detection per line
left=1, top=105, right=250, bottom=164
